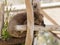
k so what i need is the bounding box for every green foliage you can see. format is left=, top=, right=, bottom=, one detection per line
left=2, top=21, right=10, bottom=40
left=1, top=0, right=11, bottom=40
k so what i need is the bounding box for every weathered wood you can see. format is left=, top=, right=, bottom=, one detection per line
left=52, top=31, right=60, bottom=34
left=15, top=25, right=60, bottom=31
left=25, top=0, right=34, bottom=45
left=40, top=9, right=59, bottom=25
left=0, top=3, right=4, bottom=37
left=43, top=8, right=60, bottom=25
left=41, top=2, right=60, bottom=9
left=4, top=2, right=60, bottom=12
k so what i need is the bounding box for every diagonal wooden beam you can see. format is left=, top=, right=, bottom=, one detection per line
left=25, top=0, right=34, bottom=45
left=40, top=9, right=59, bottom=25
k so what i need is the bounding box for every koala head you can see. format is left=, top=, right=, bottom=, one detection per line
left=32, top=0, right=40, bottom=10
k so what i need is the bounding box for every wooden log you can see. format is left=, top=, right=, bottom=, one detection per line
left=25, top=0, right=34, bottom=45
left=15, top=25, right=60, bottom=31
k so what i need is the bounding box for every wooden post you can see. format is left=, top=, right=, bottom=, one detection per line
left=0, top=3, right=4, bottom=38
left=25, top=0, right=34, bottom=45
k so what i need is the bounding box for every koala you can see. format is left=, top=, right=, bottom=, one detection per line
left=7, top=0, right=45, bottom=38
left=7, top=11, right=45, bottom=38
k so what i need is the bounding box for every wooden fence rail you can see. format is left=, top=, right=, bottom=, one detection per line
left=4, top=2, right=60, bottom=12
left=15, top=25, right=60, bottom=31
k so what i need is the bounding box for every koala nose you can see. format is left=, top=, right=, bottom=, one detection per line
left=33, top=4, right=37, bottom=8
left=34, top=5, right=36, bottom=8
